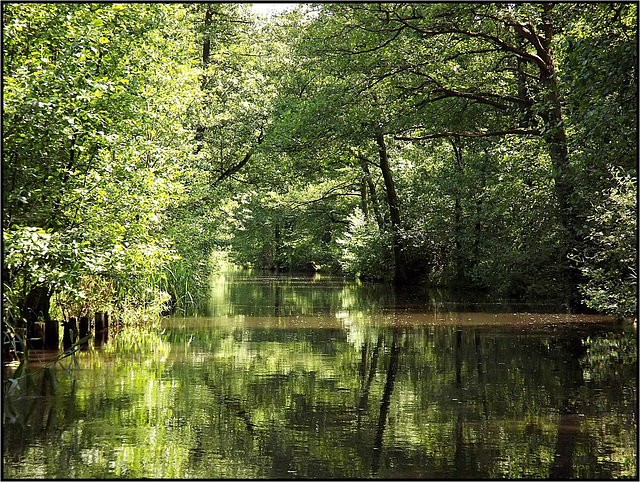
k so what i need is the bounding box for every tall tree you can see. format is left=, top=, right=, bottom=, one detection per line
left=2, top=4, right=200, bottom=324
left=273, top=2, right=635, bottom=303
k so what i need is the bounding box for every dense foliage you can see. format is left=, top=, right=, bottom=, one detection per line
left=3, top=4, right=199, bottom=334
left=2, top=2, right=637, bottom=331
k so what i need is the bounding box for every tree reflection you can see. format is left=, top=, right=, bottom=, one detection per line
left=357, top=333, right=382, bottom=415
left=549, top=333, right=587, bottom=479
left=2, top=274, right=636, bottom=479
left=371, top=329, right=401, bottom=475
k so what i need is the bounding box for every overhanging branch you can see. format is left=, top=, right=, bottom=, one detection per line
left=394, top=128, right=541, bottom=141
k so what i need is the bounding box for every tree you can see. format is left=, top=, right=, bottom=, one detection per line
left=2, top=4, right=200, bottom=328
left=559, top=3, right=637, bottom=317
left=261, top=2, right=636, bottom=305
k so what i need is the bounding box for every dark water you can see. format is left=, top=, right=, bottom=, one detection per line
left=3, top=271, right=637, bottom=479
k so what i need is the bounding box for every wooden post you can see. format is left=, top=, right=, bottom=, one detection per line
left=95, top=312, right=104, bottom=334
left=79, top=316, right=90, bottom=338
left=62, top=317, right=77, bottom=350
left=79, top=316, right=90, bottom=348
left=103, top=312, right=110, bottom=342
left=94, top=312, right=105, bottom=347
left=44, top=320, right=59, bottom=349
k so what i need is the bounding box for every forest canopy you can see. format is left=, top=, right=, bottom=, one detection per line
left=2, top=2, right=637, bottom=335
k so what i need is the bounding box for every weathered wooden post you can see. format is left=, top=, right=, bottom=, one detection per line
left=79, top=316, right=90, bottom=338
left=44, top=320, right=59, bottom=349
left=95, top=312, right=105, bottom=347
left=103, top=312, right=110, bottom=342
left=62, top=317, right=78, bottom=351
left=95, top=312, right=104, bottom=333
left=78, top=315, right=90, bottom=348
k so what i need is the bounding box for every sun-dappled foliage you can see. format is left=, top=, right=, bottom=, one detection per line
left=2, top=3, right=201, bottom=328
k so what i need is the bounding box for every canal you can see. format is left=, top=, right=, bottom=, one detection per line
left=2, top=271, right=637, bottom=478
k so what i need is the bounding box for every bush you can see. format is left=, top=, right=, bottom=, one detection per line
left=337, top=209, right=393, bottom=280
left=575, top=170, right=637, bottom=318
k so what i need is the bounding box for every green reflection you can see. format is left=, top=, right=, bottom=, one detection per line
left=3, top=272, right=637, bottom=479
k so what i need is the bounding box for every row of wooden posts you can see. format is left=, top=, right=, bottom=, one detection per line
left=34, top=312, right=111, bottom=350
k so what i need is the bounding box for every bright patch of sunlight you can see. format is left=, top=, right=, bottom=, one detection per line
left=250, top=3, right=298, bottom=17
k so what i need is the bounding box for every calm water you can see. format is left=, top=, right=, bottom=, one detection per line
left=3, top=271, right=637, bottom=479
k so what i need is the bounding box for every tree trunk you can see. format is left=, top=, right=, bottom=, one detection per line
left=541, top=90, right=573, bottom=235
left=374, top=129, right=410, bottom=285
left=193, top=8, right=213, bottom=155
left=23, top=285, right=51, bottom=325
left=360, top=177, right=369, bottom=217
left=450, top=138, right=465, bottom=284
left=202, top=8, right=213, bottom=67
left=472, top=151, right=486, bottom=272
left=24, top=285, right=51, bottom=348
left=274, top=221, right=281, bottom=273
left=358, top=156, right=385, bottom=229
left=538, top=4, right=582, bottom=302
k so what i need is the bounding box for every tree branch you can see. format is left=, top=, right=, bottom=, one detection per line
left=211, top=128, right=264, bottom=187
left=331, top=27, right=404, bottom=55
left=391, top=16, right=549, bottom=71
left=394, top=128, right=541, bottom=141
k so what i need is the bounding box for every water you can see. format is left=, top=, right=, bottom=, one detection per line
left=3, top=271, right=637, bottom=479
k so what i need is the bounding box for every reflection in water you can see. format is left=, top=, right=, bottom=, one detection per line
left=371, top=328, right=400, bottom=476
left=3, top=271, right=637, bottom=479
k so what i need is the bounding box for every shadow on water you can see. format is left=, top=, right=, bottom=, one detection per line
left=2, top=271, right=637, bottom=479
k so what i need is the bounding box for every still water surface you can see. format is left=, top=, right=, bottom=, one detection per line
left=3, top=271, right=637, bottom=479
